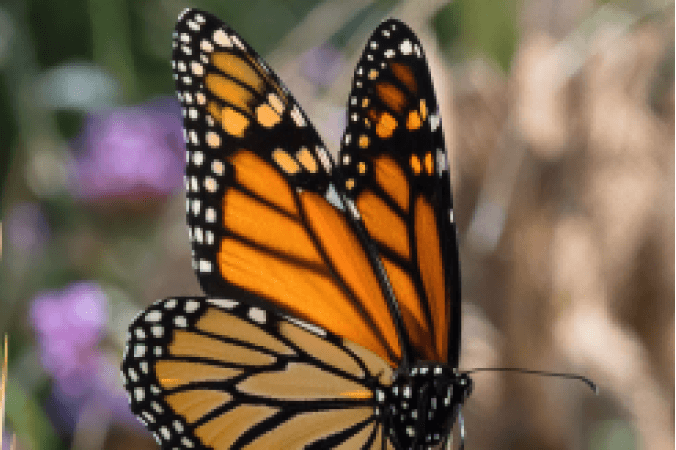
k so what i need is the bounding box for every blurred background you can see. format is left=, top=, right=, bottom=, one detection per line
left=0, top=0, right=672, bottom=449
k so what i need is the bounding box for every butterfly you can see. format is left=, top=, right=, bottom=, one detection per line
left=122, top=8, right=472, bottom=450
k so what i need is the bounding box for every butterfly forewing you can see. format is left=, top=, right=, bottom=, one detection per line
left=338, top=20, right=460, bottom=365
left=172, top=9, right=403, bottom=366
left=122, top=297, right=395, bottom=449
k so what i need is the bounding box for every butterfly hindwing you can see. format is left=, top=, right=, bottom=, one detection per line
left=172, top=9, right=404, bottom=366
left=122, top=297, right=396, bottom=449
left=338, top=20, right=460, bottom=365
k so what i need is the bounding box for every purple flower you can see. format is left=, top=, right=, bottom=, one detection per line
left=302, top=43, right=345, bottom=88
left=30, top=282, right=107, bottom=396
left=71, top=97, right=184, bottom=203
left=30, top=282, right=139, bottom=434
left=45, top=354, right=140, bottom=434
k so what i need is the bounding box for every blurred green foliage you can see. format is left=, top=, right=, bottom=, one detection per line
left=433, top=0, right=518, bottom=71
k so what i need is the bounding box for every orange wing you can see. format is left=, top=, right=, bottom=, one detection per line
left=173, top=9, right=403, bottom=366
left=338, top=20, right=461, bottom=365
left=122, top=297, right=396, bottom=449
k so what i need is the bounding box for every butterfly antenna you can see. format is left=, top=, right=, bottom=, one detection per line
left=462, top=367, right=598, bottom=394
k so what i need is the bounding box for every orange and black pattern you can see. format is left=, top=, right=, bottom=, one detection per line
left=339, top=21, right=460, bottom=365
left=122, top=297, right=394, bottom=449
left=172, top=9, right=402, bottom=366
left=122, top=8, right=469, bottom=450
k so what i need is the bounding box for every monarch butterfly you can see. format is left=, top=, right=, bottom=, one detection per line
left=122, top=8, right=472, bottom=449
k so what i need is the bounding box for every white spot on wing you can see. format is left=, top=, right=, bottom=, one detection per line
left=430, top=114, right=440, bottom=131
left=324, top=184, right=343, bottom=210
left=436, top=150, right=447, bottom=176
left=400, top=39, right=413, bottom=55
left=193, top=150, right=204, bottom=166
left=213, top=29, right=232, bottom=47
left=315, top=146, right=332, bottom=173
left=285, top=316, right=326, bottom=336
left=248, top=307, right=266, bottom=323
left=134, top=344, right=146, bottom=358
left=205, top=208, right=216, bottom=223
left=190, top=61, right=204, bottom=76
left=187, top=20, right=200, bottom=32
left=185, top=299, right=199, bottom=313
left=231, top=35, right=245, bottom=50
left=199, top=259, right=212, bottom=273
left=207, top=298, right=239, bottom=309
left=290, top=106, right=306, bottom=127
left=204, top=176, right=218, bottom=193
left=201, top=39, right=213, bottom=53
left=145, top=311, right=161, bottom=322
left=345, top=199, right=361, bottom=219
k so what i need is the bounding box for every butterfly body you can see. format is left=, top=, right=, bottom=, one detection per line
left=122, top=8, right=471, bottom=449
left=382, top=363, right=471, bottom=449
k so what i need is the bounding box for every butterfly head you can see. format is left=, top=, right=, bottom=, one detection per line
left=378, top=362, right=472, bottom=449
